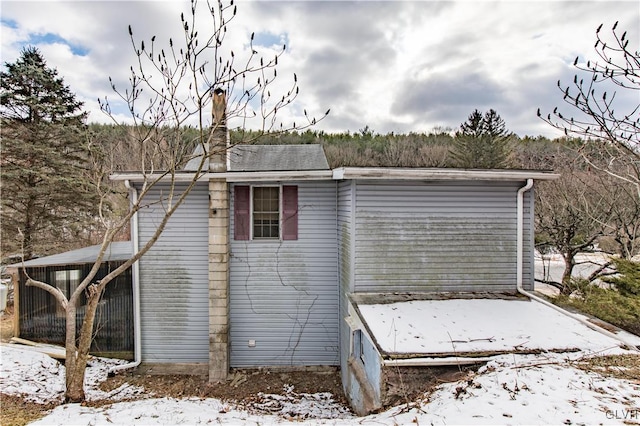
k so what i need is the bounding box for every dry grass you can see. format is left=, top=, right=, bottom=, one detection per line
left=1, top=305, right=14, bottom=342
left=100, top=368, right=348, bottom=406
left=0, top=394, right=55, bottom=426
left=0, top=308, right=47, bottom=426
left=574, top=354, right=640, bottom=382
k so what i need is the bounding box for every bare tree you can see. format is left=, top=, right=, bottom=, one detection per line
left=521, top=140, right=618, bottom=293
left=534, top=169, right=614, bottom=294
left=22, top=0, right=326, bottom=402
left=517, top=135, right=640, bottom=289
left=593, top=172, right=640, bottom=259
left=538, top=21, right=640, bottom=197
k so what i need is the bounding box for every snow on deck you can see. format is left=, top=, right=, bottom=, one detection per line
left=356, top=298, right=633, bottom=356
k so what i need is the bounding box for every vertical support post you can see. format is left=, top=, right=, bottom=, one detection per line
left=209, top=88, right=228, bottom=173
left=209, top=88, right=230, bottom=381
left=11, top=268, right=20, bottom=338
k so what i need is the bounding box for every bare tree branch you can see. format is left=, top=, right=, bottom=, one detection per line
left=538, top=21, right=640, bottom=198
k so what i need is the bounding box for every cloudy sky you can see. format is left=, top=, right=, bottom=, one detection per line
left=1, top=0, right=638, bottom=138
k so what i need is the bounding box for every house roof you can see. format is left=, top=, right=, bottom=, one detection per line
left=9, top=241, right=132, bottom=268
left=113, top=144, right=560, bottom=182
left=350, top=296, right=634, bottom=359
left=183, top=144, right=330, bottom=172
left=229, top=144, right=330, bottom=171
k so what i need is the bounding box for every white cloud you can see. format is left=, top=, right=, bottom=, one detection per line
left=1, top=0, right=638, bottom=137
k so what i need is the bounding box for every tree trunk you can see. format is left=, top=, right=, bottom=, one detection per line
left=65, top=362, right=86, bottom=403
left=560, top=254, right=576, bottom=295
left=64, top=303, right=82, bottom=402
left=23, top=208, right=33, bottom=260
left=64, top=284, right=102, bottom=403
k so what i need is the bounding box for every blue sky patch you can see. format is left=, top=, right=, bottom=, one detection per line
left=252, top=32, right=289, bottom=49
left=27, top=33, right=89, bottom=56
left=1, top=18, right=19, bottom=29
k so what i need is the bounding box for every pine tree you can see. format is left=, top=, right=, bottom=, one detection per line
left=450, top=109, right=513, bottom=169
left=603, top=258, right=640, bottom=297
left=0, top=47, right=99, bottom=259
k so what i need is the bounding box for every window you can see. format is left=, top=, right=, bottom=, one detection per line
left=234, top=185, right=298, bottom=241
left=54, top=269, right=81, bottom=316
left=253, top=187, right=280, bottom=238
left=353, top=329, right=365, bottom=364
left=55, top=269, right=81, bottom=298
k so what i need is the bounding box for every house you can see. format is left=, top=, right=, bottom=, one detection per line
left=9, top=242, right=134, bottom=359
left=112, top=140, right=566, bottom=412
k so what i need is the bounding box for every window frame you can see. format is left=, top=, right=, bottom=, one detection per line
left=233, top=184, right=298, bottom=242
left=250, top=185, right=282, bottom=240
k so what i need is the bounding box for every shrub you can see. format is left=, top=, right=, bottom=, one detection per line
left=553, top=281, right=640, bottom=337
left=602, top=258, right=640, bottom=297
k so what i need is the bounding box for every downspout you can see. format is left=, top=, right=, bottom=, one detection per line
left=516, top=179, right=638, bottom=351
left=109, top=180, right=142, bottom=374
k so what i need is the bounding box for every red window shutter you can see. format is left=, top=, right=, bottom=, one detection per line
left=282, top=185, right=298, bottom=240
left=234, top=185, right=250, bottom=240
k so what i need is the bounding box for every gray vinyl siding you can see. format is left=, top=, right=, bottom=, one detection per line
left=337, top=180, right=354, bottom=382
left=136, top=183, right=209, bottom=363
left=229, top=181, right=339, bottom=367
left=338, top=181, right=354, bottom=294
left=352, top=180, right=533, bottom=293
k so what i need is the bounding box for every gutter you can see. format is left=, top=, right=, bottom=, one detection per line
left=516, top=179, right=639, bottom=351
left=383, top=356, right=494, bottom=367
left=109, top=180, right=142, bottom=375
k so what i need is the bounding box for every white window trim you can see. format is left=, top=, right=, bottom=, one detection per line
left=250, top=185, right=283, bottom=241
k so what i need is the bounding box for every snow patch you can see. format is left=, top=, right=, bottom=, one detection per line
left=357, top=298, right=628, bottom=355
left=0, top=344, right=145, bottom=404
left=249, top=385, right=352, bottom=420
left=0, top=344, right=65, bottom=403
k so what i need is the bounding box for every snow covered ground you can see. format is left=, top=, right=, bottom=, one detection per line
left=2, top=340, right=639, bottom=425
left=0, top=344, right=146, bottom=405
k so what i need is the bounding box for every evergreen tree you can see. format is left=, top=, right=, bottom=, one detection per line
left=450, top=109, right=513, bottom=168
left=1, top=47, right=98, bottom=259
left=603, top=258, right=640, bottom=297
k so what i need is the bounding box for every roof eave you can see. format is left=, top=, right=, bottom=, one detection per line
left=111, top=168, right=560, bottom=183
left=332, top=167, right=560, bottom=181
left=110, top=172, right=206, bottom=182
left=220, top=170, right=334, bottom=182
left=110, top=170, right=334, bottom=183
